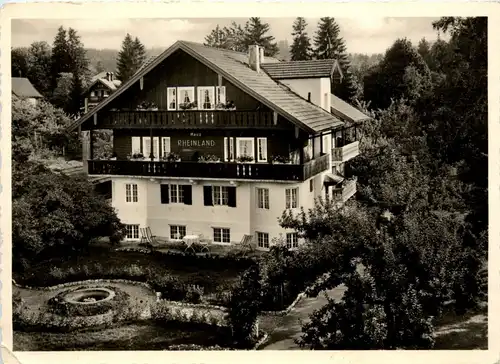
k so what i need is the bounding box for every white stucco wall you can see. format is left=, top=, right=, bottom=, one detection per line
left=280, top=77, right=331, bottom=111
left=111, top=177, right=327, bottom=248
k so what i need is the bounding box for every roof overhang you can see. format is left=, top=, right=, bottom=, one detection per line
left=324, top=172, right=345, bottom=185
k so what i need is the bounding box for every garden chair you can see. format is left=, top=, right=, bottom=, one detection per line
left=197, top=233, right=212, bottom=253
left=240, top=234, right=254, bottom=253
left=140, top=227, right=160, bottom=248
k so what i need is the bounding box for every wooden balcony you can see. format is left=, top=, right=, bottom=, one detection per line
left=88, top=154, right=329, bottom=182
left=332, top=177, right=357, bottom=203
left=99, top=110, right=287, bottom=129
left=331, top=141, right=360, bottom=163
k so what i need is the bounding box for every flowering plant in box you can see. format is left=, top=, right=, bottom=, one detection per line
left=271, top=155, right=290, bottom=164
left=198, top=154, right=221, bottom=163
left=236, top=155, right=254, bottom=163
left=162, top=152, right=181, bottom=162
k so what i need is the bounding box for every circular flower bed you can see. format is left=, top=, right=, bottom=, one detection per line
left=48, top=286, right=129, bottom=317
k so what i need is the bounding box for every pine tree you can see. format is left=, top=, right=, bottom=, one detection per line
left=132, top=37, right=146, bottom=73
left=204, top=24, right=226, bottom=48
left=290, top=17, right=312, bottom=61
left=417, top=38, right=431, bottom=66
left=66, top=28, right=90, bottom=114
left=313, top=17, right=357, bottom=102
left=243, top=17, right=279, bottom=57
left=51, top=26, right=70, bottom=89
left=116, top=33, right=143, bottom=83
left=27, top=41, right=52, bottom=96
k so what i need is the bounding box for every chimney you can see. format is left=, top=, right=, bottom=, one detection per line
left=110, top=72, right=114, bottom=81
left=105, top=72, right=110, bottom=81
left=259, top=47, right=265, bottom=64
left=248, top=44, right=260, bottom=73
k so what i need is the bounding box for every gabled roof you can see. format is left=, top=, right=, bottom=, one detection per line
left=69, top=41, right=343, bottom=133
left=87, top=72, right=121, bottom=92
left=12, top=77, right=43, bottom=98
left=261, top=59, right=343, bottom=80
left=330, top=94, right=372, bottom=123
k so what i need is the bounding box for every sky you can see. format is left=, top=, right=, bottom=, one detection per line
left=11, top=17, right=445, bottom=55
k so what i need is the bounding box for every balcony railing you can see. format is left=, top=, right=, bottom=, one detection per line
left=88, top=154, right=329, bottom=182
left=332, top=177, right=357, bottom=203
left=99, top=110, right=285, bottom=129
left=331, top=141, right=360, bottom=163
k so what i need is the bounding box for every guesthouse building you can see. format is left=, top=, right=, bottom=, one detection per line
left=69, top=41, right=369, bottom=249
left=83, top=71, right=122, bottom=113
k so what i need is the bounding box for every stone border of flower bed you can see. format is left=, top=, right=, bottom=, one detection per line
left=253, top=331, right=270, bottom=350
left=12, top=278, right=154, bottom=292
left=261, top=291, right=306, bottom=316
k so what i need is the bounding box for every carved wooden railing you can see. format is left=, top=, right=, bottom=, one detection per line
left=88, top=154, right=330, bottom=182
left=332, top=177, right=357, bottom=203
left=99, top=110, right=283, bottom=129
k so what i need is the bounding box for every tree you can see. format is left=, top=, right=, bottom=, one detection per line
left=290, top=17, right=312, bottom=61
left=116, top=33, right=146, bottom=83
left=204, top=24, right=226, bottom=49
left=417, top=37, right=431, bottom=65
left=51, top=26, right=70, bottom=89
left=243, top=17, right=279, bottom=57
left=363, top=38, right=432, bottom=110
left=27, top=41, right=52, bottom=96
left=12, top=161, right=126, bottom=272
left=51, top=72, right=74, bottom=111
left=313, top=17, right=357, bottom=102
left=11, top=47, right=30, bottom=77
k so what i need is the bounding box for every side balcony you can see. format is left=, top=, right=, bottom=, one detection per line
left=331, top=141, right=360, bottom=164
left=331, top=177, right=357, bottom=203
left=87, top=154, right=330, bottom=182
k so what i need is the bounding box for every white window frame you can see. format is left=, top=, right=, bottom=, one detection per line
left=213, top=185, right=229, bottom=206
left=213, top=227, right=231, bottom=244
left=142, top=136, right=159, bottom=160
left=177, top=87, right=195, bottom=108
left=223, top=137, right=235, bottom=162
left=167, top=87, right=177, bottom=111
left=169, top=184, right=185, bottom=204
left=257, top=137, right=268, bottom=162
left=161, top=137, right=171, bottom=157
left=198, top=86, right=216, bottom=110
left=322, top=134, right=329, bottom=154
left=236, top=137, right=255, bottom=161
left=132, top=136, right=141, bottom=155
left=170, top=225, right=186, bottom=240
left=125, top=224, right=140, bottom=240
left=285, top=187, right=298, bottom=209
left=257, top=188, right=269, bottom=209
left=90, top=91, right=96, bottom=97
left=216, top=86, right=226, bottom=105
left=286, top=232, right=299, bottom=249
left=257, top=232, right=270, bottom=249
left=126, top=184, right=138, bottom=203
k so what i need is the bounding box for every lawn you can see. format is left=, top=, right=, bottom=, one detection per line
left=14, top=320, right=233, bottom=351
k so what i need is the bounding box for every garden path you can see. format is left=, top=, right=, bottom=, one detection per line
left=258, top=285, right=346, bottom=350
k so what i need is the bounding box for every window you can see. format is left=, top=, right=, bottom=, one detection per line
left=224, top=137, right=235, bottom=161
left=167, top=87, right=177, bottom=110
left=257, top=188, right=269, bottom=209
left=132, top=136, right=141, bottom=155
left=286, top=233, right=299, bottom=249
left=170, top=225, right=186, bottom=240
left=177, top=87, right=195, bottom=108
left=257, top=137, right=268, bottom=162
left=213, top=228, right=230, bottom=243
left=170, top=184, right=184, bottom=204
left=126, top=184, right=138, bottom=203
left=216, top=86, right=226, bottom=105
left=257, top=232, right=269, bottom=249
left=213, top=186, right=229, bottom=206
left=125, top=224, right=139, bottom=240
left=104, top=90, right=109, bottom=97
left=198, top=86, right=215, bottom=110
left=161, top=137, right=171, bottom=157
left=309, top=179, right=314, bottom=192
left=90, top=91, right=96, bottom=97
left=322, top=134, right=329, bottom=155
left=285, top=187, right=298, bottom=209
left=236, top=137, right=255, bottom=161
left=142, top=137, right=159, bottom=159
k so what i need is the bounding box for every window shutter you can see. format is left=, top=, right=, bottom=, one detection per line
left=161, top=184, right=169, bottom=204
left=143, top=137, right=151, bottom=157
left=203, top=186, right=213, bottom=206
left=183, top=185, right=192, bottom=205
left=217, top=86, right=226, bottom=105
left=224, top=137, right=228, bottom=162
left=162, top=137, right=171, bottom=157
left=228, top=186, right=237, bottom=207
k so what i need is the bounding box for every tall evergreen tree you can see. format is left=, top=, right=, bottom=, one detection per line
left=51, top=26, right=70, bottom=89
left=243, top=17, right=279, bottom=57
left=290, top=17, right=312, bottom=61
left=27, top=41, right=52, bottom=96
left=313, top=17, right=357, bottom=102
left=116, top=33, right=146, bottom=83
left=417, top=37, right=431, bottom=65
left=204, top=24, right=226, bottom=48
left=66, top=28, right=90, bottom=114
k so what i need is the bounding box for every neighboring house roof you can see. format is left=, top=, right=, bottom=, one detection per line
left=330, top=94, right=372, bottom=123
left=261, top=59, right=343, bottom=80
left=12, top=77, right=43, bottom=98
left=69, top=41, right=344, bottom=133
left=84, top=72, right=121, bottom=95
